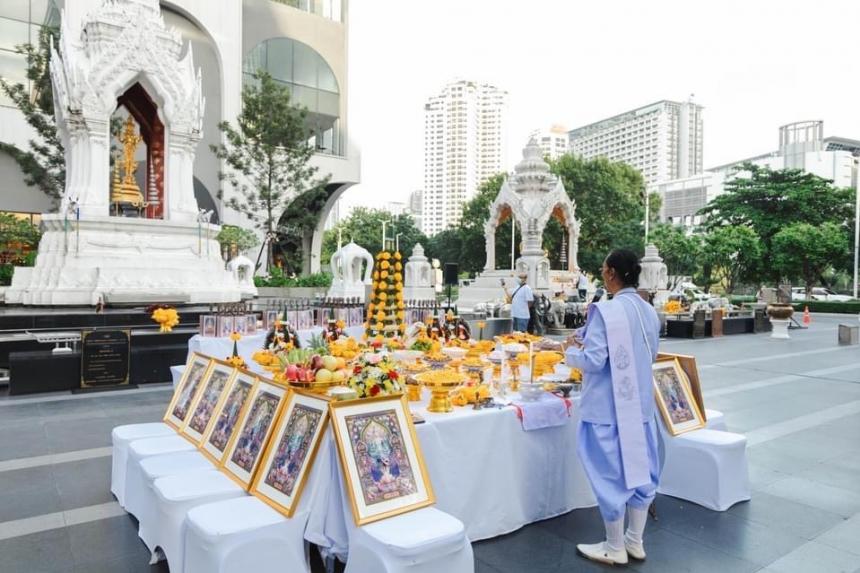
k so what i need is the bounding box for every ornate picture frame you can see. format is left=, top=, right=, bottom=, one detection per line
left=329, top=394, right=435, bottom=525
left=220, top=378, right=289, bottom=489
left=163, top=353, right=212, bottom=430
left=199, top=368, right=258, bottom=463
left=179, top=360, right=237, bottom=444
left=250, top=389, right=331, bottom=517
left=652, top=357, right=706, bottom=436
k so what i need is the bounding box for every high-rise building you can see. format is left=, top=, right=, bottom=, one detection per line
left=422, top=80, right=508, bottom=235
left=408, top=190, right=423, bottom=230
left=568, top=99, right=703, bottom=187
left=529, top=125, right=569, bottom=160
left=656, top=120, right=859, bottom=228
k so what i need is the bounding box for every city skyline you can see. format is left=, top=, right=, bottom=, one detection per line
left=342, top=0, right=860, bottom=213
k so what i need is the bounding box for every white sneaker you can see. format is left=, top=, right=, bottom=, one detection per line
left=576, top=541, right=629, bottom=565
left=625, top=539, right=646, bottom=561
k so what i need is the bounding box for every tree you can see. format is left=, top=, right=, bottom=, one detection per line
left=322, top=207, right=426, bottom=264
left=701, top=226, right=762, bottom=294
left=212, top=71, right=329, bottom=270
left=772, top=223, right=850, bottom=297
left=649, top=224, right=702, bottom=289
left=550, top=154, right=647, bottom=274
left=275, top=186, right=330, bottom=274
left=0, top=26, right=64, bottom=204
left=700, top=163, right=855, bottom=281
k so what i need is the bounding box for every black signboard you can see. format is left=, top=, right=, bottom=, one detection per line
left=81, top=330, right=131, bottom=388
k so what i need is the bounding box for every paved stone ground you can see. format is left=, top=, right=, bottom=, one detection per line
left=0, top=314, right=858, bottom=572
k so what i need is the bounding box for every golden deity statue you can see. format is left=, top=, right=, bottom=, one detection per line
left=111, top=116, right=146, bottom=208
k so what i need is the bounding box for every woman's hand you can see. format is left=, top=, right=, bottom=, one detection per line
left=564, top=333, right=583, bottom=350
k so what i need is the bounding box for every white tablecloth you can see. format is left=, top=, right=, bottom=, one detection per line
left=186, top=326, right=366, bottom=374
left=304, top=393, right=596, bottom=559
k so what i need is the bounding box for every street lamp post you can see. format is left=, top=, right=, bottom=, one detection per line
left=854, top=158, right=859, bottom=299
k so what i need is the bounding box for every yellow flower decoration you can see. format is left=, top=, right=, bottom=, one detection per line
left=395, top=262, right=403, bottom=271
left=380, top=260, right=391, bottom=270
left=376, top=311, right=386, bottom=321
left=397, top=301, right=405, bottom=310
left=378, top=292, right=387, bottom=301
left=382, top=252, right=391, bottom=260
left=373, top=271, right=380, bottom=280
left=229, top=331, right=242, bottom=342
left=380, top=270, right=389, bottom=279
left=394, top=252, right=402, bottom=260
left=336, top=319, right=346, bottom=329
left=394, top=272, right=403, bottom=282
left=397, top=311, right=405, bottom=320
left=375, top=321, right=384, bottom=330
left=372, top=281, right=379, bottom=290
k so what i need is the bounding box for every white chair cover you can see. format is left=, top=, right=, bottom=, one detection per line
left=134, top=451, right=217, bottom=553
left=124, top=435, right=196, bottom=519
left=332, top=452, right=473, bottom=573
left=110, top=423, right=175, bottom=507
left=184, top=497, right=311, bottom=573
left=657, top=419, right=751, bottom=511
left=171, top=365, right=185, bottom=389
left=705, top=408, right=727, bottom=431
left=151, top=470, right=246, bottom=572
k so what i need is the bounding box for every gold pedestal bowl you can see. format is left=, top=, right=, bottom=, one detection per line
left=415, top=369, right=467, bottom=413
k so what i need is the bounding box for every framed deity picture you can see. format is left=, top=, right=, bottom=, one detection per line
left=652, top=358, right=706, bottom=436
left=164, top=353, right=212, bottom=430
left=201, top=315, right=217, bottom=338
left=217, top=315, right=235, bottom=338
left=250, top=390, right=331, bottom=517
left=233, top=315, right=247, bottom=336
left=200, top=369, right=258, bottom=464
left=329, top=394, right=435, bottom=525
left=264, top=310, right=279, bottom=331
left=657, top=352, right=706, bottom=421
left=179, top=360, right=237, bottom=444
left=245, top=314, right=258, bottom=335
left=221, top=378, right=289, bottom=489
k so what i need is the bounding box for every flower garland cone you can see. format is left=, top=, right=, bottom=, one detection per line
left=365, top=249, right=405, bottom=342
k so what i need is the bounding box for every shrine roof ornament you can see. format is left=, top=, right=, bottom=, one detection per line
left=50, top=0, right=204, bottom=136
left=511, top=138, right=557, bottom=194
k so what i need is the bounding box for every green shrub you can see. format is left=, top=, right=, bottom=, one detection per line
left=254, top=269, right=333, bottom=288
left=216, top=225, right=259, bottom=253
left=729, top=295, right=756, bottom=304
left=791, top=301, right=860, bottom=314
left=0, top=264, right=13, bottom=286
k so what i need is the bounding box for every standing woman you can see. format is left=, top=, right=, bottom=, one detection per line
left=564, top=249, right=661, bottom=565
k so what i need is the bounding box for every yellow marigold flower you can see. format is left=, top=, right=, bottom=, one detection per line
left=336, top=319, right=346, bottom=329
left=378, top=292, right=387, bottom=301
left=372, top=282, right=378, bottom=290
left=394, top=252, right=402, bottom=260
left=375, top=321, right=384, bottom=330
left=376, top=311, right=385, bottom=321
left=395, top=262, right=403, bottom=271
left=229, top=331, right=242, bottom=342
left=397, top=311, right=405, bottom=320
left=382, top=252, right=391, bottom=260
left=380, top=260, right=390, bottom=270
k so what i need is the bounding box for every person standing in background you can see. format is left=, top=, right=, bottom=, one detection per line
left=502, top=272, right=534, bottom=333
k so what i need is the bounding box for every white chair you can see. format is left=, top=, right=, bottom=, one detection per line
left=150, top=470, right=247, bottom=572
left=134, top=451, right=217, bottom=554
left=335, top=462, right=473, bottom=573
left=124, top=435, right=197, bottom=519
left=657, top=419, right=750, bottom=511
left=705, top=408, right=727, bottom=431
left=183, top=496, right=311, bottom=573
left=111, top=423, right=176, bottom=507
left=171, top=365, right=185, bottom=389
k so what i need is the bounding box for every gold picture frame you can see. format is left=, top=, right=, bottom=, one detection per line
left=220, top=377, right=289, bottom=490
left=656, top=352, right=707, bottom=421
left=179, top=359, right=237, bottom=444
left=329, top=394, right=435, bottom=525
left=652, top=357, right=706, bottom=436
left=163, top=353, right=212, bottom=430
left=250, top=389, right=331, bottom=517
left=199, top=368, right=259, bottom=464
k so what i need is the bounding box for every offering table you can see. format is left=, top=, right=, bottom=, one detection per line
left=305, top=392, right=596, bottom=560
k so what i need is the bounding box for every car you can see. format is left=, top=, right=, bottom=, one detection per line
left=791, top=287, right=853, bottom=302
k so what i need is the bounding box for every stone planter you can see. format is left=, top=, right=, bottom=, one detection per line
left=766, top=303, right=795, bottom=320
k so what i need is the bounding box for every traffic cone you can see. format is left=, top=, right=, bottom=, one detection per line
left=803, top=306, right=811, bottom=326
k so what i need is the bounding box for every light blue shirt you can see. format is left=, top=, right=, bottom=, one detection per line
left=565, top=288, right=661, bottom=424
left=510, top=283, right=534, bottom=319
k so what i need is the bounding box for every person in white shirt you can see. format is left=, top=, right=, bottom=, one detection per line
left=577, top=272, right=589, bottom=301
left=503, top=272, right=534, bottom=332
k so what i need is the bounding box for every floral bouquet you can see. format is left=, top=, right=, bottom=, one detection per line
left=149, top=305, right=179, bottom=333
left=347, top=353, right=402, bottom=398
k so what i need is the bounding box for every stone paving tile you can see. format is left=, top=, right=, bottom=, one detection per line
left=626, top=527, right=760, bottom=573
left=0, top=526, right=74, bottom=573
left=727, top=491, right=845, bottom=541
left=761, top=476, right=860, bottom=519
left=761, top=540, right=858, bottom=573
left=53, top=457, right=114, bottom=511
left=813, top=514, right=860, bottom=557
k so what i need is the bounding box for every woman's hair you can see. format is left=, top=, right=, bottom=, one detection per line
left=605, top=249, right=642, bottom=288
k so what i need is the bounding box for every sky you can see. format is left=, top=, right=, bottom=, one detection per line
left=341, top=0, right=860, bottom=213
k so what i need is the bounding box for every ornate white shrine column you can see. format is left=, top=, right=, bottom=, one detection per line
left=404, top=243, right=435, bottom=301
left=327, top=242, right=373, bottom=301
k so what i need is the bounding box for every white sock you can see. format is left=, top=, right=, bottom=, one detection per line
left=625, top=505, right=648, bottom=546
left=605, top=517, right=625, bottom=552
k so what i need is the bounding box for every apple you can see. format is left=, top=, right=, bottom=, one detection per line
left=311, top=355, right=324, bottom=371
left=315, top=368, right=333, bottom=383
left=322, top=356, right=339, bottom=372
